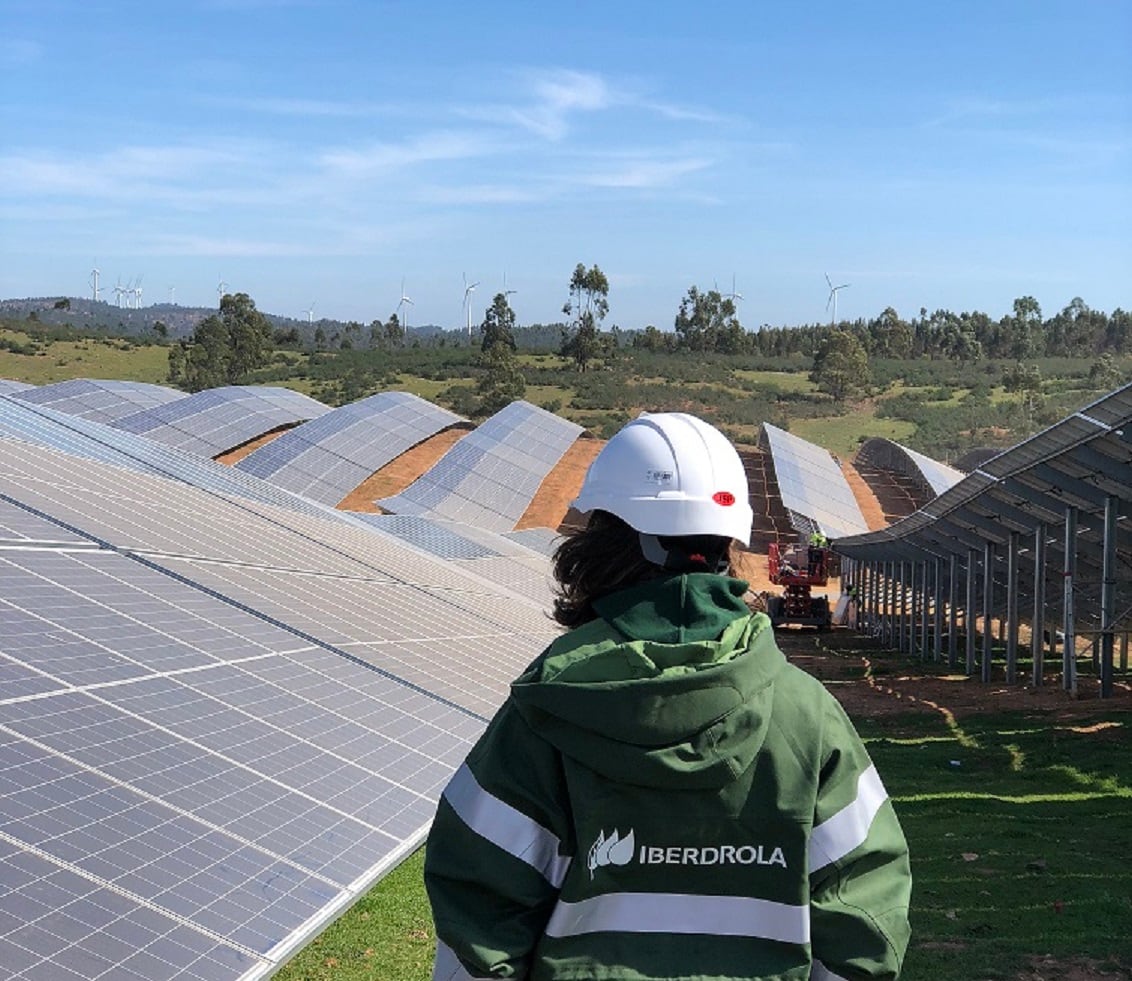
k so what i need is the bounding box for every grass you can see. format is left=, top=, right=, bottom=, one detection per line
left=0, top=331, right=171, bottom=384
left=861, top=709, right=1132, bottom=979
left=791, top=411, right=917, bottom=456
left=274, top=690, right=1132, bottom=981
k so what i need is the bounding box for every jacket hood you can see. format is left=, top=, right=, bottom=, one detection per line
left=511, top=574, right=786, bottom=790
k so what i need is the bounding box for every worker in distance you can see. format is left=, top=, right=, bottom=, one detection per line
left=425, top=411, right=912, bottom=980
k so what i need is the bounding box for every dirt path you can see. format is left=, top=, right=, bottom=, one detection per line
left=841, top=460, right=890, bottom=531
left=516, top=436, right=604, bottom=531
left=335, top=426, right=471, bottom=512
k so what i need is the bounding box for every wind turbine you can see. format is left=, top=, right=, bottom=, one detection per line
left=306, top=302, right=316, bottom=325
left=168, top=286, right=176, bottom=304
left=397, top=278, right=413, bottom=331
left=502, top=271, right=517, bottom=299
left=89, top=266, right=101, bottom=303
left=462, top=272, right=480, bottom=338
left=724, top=273, right=743, bottom=306
left=217, top=277, right=228, bottom=306
left=825, top=274, right=850, bottom=327
left=132, top=275, right=143, bottom=309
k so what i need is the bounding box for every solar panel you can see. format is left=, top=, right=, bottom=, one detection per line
left=112, top=386, right=330, bottom=458
left=356, top=515, right=558, bottom=610
left=236, top=391, right=465, bottom=505
left=856, top=438, right=964, bottom=498
left=761, top=423, right=869, bottom=539
left=0, top=419, right=563, bottom=978
left=11, top=379, right=186, bottom=424
left=503, top=527, right=563, bottom=557
left=0, top=400, right=362, bottom=525
left=379, top=401, right=582, bottom=532
left=0, top=379, right=35, bottom=395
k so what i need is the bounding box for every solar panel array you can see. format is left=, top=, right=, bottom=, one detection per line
left=835, top=383, right=1132, bottom=636
left=0, top=396, right=352, bottom=523
left=378, top=401, right=583, bottom=533
left=112, top=387, right=330, bottom=458
left=760, top=423, right=870, bottom=539
left=855, top=436, right=964, bottom=497
left=236, top=392, right=465, bottom=506
left=356, top=514, right=558, bottom=609
left=0, top=409, right=563, bottom=979
left=11, top=379, right=187, bottom=424
left=0, top=379, right=35, bottom=395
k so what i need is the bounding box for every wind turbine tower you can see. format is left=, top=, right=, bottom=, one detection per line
left=502, top=271, right=517, bottom=300
left=217, top=277, right=228, bottom=307
left=462, top=273, right=480, bottom=338
left=306, top=302, right=316, bottom=325
left=397, top=279, right=413, bottom=332
left=724, top=274, right=743, bottom=307
left=825, top=274, right=850, bottom=327
left=89, top=267, right=101, bottom=303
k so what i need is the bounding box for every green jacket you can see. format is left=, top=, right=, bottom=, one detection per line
left=425, top=574, right=911, bottom=980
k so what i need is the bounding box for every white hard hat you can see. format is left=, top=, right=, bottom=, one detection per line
left=572, top=412, right=753, bottom=545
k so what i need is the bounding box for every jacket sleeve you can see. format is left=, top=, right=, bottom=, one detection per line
left=808, top=697, right=912, bottom=980
left=425, top=700, right=572, bottom=980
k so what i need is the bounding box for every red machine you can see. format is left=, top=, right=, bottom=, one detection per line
left=766, top=541, right=832, bottom=628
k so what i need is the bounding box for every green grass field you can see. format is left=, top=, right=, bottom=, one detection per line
left=0, top=330, right=171, bottom=384
left=273, top=646, right=1132, bottom=981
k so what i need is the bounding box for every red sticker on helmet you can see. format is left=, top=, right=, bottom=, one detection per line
left=713, top=491, right=735, bottom=506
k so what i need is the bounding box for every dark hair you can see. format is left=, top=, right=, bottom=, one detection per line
left=551, top=511, right=736, bottom=628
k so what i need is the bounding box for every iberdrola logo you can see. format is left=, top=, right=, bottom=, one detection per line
left=587, top=828, right=635, bottom=880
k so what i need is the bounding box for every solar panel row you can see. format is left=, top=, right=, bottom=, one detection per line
left=113, top=387, right=331, bottom=459
left=236, top=392, right=464, bottom=505
left=0, top=400, right=563, bottom=979
left=761, top=423, right=869, bottom=539
left=379, top=401, right=582, bottom=532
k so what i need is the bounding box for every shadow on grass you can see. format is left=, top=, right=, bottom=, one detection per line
left=862, top=710, right=1132, bottom=980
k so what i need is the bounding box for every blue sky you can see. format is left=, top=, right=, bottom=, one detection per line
left=2, top=0, right=1129, bottom=332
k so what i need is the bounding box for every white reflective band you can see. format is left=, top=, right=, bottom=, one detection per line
left=809, top=763, right=887, bottom=874
left=544, top=891, right=810, bottom=945
left=811, top=960, right=851, bottom=981
left=432, top=939, right=489, bottom=980
left=443, top=762, right=571, bottom=887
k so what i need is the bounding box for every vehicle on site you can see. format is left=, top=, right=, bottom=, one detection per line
left=766, top=540, right=832, bottom=628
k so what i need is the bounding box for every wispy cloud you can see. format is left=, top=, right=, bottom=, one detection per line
left=204, top=95, right=405, bottom=118
left=0, top=144, right=253, bottom=197
left=575, top=156, right=714, bottom=189
left=318, top=131, right=500, bottom=177
left=461, top=69, right=615, bottom=140
left=923, top=95, right=1080, bottom=128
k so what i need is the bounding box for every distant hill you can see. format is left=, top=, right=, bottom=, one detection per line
left=0, top=296, right=450, bottom=345
left=0, top=296, right=572, bottom=350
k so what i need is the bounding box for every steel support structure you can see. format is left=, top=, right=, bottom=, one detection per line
left=1031, top=523, right=1047, bottom=687
left=1063, top=507, right=1078, bottom=694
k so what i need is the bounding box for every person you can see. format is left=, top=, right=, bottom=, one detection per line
left=424, top=412, right=911, bottom=981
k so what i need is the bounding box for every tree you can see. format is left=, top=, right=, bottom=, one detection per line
left=480, top=292, right=517, bottom=353
left=474, top=293, right=526, bottom=414
left=222, top=292, right=273, bottom=382
left=810, top=329, right=870, bottom=400
left=384, top=312, right=404, bottom=348
left=178, top=314, right=230, bottom=391
left=560, top=263, right=609, bottom=372
left=673, top=286, right=743, bottom=353
left=869, top=307, right=913, bottom=358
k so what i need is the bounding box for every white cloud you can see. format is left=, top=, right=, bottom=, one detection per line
left=577, top=156, right=713, bottom=188
left=318, top=131, right=499, bottom=177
